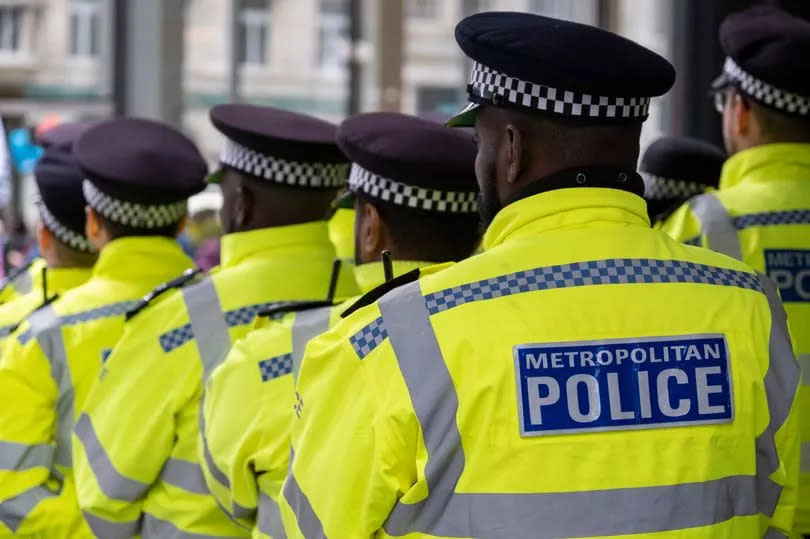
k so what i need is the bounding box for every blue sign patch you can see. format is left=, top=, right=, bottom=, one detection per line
left=514, top=335, right=733, bottom=436
left=765, top=249, right=810, bottom=303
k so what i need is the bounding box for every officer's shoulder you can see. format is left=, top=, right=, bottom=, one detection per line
left=125, top=268, right=202, bottom=321
left=340, top=262, right=455, bottom=319
left=0, top=260, right=34, bottom=294
left=258, top=300, right=338, bottom=321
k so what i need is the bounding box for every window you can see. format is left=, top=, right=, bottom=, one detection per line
left=0, top=6, right=22, bottom=53
left=408, top=0, right=439, bottom=18
left=417, top=86, right=461, bottom=116
left=461, top=0, right=493, bottom=18
left=69, top=0, right=102, bottom=57
left=237, top=0, right=269, bottom=66
left=317, top=0, right=348, bottom=73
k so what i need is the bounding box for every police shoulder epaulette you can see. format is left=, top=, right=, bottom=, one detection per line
left=340, top=268, right=421, bottom=319
left=259, top=300, right=337, bottom=320
left=125, top=268, right=202, bottom=321
left=0, top=261, right=33, bottom=294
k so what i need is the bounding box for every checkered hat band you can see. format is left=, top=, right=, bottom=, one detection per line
left=348, top=164, right=478, bottom=214
left=220, top=139, right=348, bottom=188
left=35, top=198, right=93, bottom=252
left=468, top=61, right=651, bottom=120
left=82, top=180, right=187, bottom=229
left=723, top=57, right=810, bottom=116
left=641, top=173, right=707, bottom=201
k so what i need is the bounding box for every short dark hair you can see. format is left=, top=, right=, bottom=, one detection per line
left=96, top=212, right=182, bottom=240
left=357, top=192, right=481, bottom=263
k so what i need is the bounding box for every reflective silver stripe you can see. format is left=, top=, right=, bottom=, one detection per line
left=232, top=501, right=254, bottom=520
left=74, top=414, right=150, bottom=502
left=198, top=393, right=230, bottom=490
left=160, top=458, right=209, bottom=495
left=764, top=529, right=787, bottom=539
left=378, top=280, right=777, bottom=537
left=291, top=307, right=332, bottom=379
left=755, top=274, right=801, bottom=518
left=799, top=354, right=810, bottom=386
left=12, top=268, right=32, bottom=295
left=0, top=441, right=53, bottom=471
left=283, top=450, right=325, bottom=539
left=82, top=511, right=141, bottom=539
left=0, top=485, right=55, bottom=532
left=28, top=305, right=73, bottom=468
left=257, top=491, right=287, bottom=539
left=801, top=442, right=810, bottom=473
left=182, top=277, right=230, bottom=379
left=142, top=512, right=246, bottom=538
left=689, top=193, right=743, bottom=260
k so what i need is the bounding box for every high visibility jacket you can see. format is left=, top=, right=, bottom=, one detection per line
left=280, top=187, right=800, bottom=539
left=200, top=260, right=432, bottom=539
left=661, top=143, right=810, bottom=534
left=328, top=209, right=355, bottom=265
left=0, top=259, right=46, bottom=305
left=0, top=266, right=92, bottom=349
left=0, top=237, right=194, bottom=539
left=73, top=223, right=359, bottom=539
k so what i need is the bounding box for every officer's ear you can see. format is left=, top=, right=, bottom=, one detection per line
left=357, top=200, right=384, bottom=265
left=504, top=122, right=524, bottom=184
left=731, top=92, right=751, bottom=137
left=85, top=207, right=109, bottom=251
left=36, top=223, right=52, bottom=256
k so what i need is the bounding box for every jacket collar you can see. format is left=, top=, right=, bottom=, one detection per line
left=93, top=237, right=194, bottom=283
left=37, top=266, right=93, bottom=295
left=353, top=260, right=435, bottom=294
left=483, top=187, right=649, bottom=251
left=720, top=143, right=810, bottom=190
left=220, top=222, right=333, bottom=270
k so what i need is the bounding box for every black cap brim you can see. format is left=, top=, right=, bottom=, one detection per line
left=445, top=102, right=480, bottom=128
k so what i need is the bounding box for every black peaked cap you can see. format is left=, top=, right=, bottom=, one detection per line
left=75, top=118, right=208, bottom=204
left=210, top=104, right=347, bottom=164
left=34, top=144, right=89, bottom=241
left=719, top=6, right=810, bottom=99
left=337, top=112, right=477, bottom=194
left=456, top=11, right=675, bottom=98
left=640, top=137, right=726, bottom=188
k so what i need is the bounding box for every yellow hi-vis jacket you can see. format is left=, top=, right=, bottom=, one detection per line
left=280, top=187, right=801, bottom=539
left=73, top=223, right=359, bottom=539
left=0, top=259, right=46, bottom=305
left=661, top=143, right=810, bottom=535
left=0, top=266, right=92, bottom=350
left=199, top=260, right=433, bottom=538
left=0, top=237, right=194, bottom=539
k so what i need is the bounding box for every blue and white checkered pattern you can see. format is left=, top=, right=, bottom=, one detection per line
left=424, top=259, right=761, bottom=315
left=724, top=57, right=810, bottom=116
left=348, top=258, right=763, bottom=358
left=733, top=209, right=810, bottom=231
left=159, top=324, right=194, bottom=353
left=18, top=300, right=140, bottom=345
left=468, top=61, right=651, bottom=120
left=158, top=301, right=289, bottom=353
left=258, top=354, right=293, bottom=382
left=349, top=316, right=388, bottom=359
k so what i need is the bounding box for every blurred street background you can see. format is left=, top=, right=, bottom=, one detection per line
left=0, top=0, right=808, bottom=272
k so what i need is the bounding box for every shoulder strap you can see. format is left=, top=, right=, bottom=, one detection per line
left=125, top=268, right=202, bottom=320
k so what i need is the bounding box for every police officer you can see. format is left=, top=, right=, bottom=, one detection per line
left=0, top=127, right=98, bottom=348
left=198, top=112, right=480, bottom=538
left=280, top=12, right=800, bottom=538
left=640, top=136, right=725, bottom=226
left=661, top=8, right=810, bottom=535
left=0, top=124, right=93, bottom=306
left=73, top=105, right=358, bottom=538
left=0, top=118, right=206, bottom=538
